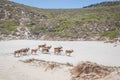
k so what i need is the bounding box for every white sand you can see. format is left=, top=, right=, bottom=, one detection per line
left=0, top=40, right=120, bottom=66
left=0, top=40, right=120, bottom=80
left=0, top=55, right=71, bottom=80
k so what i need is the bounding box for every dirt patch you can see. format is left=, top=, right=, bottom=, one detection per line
left=20, top=58, right=73, bottom=71
left=20, top=59, right=120, bottom=80
left=70, top=61, right=117, bottom=80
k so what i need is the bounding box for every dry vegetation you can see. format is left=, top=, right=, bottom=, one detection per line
left=70, top=61, right=119, bottom=80
left=20, top=58, right=73, bottom=71
left=20, top=59, right=120, bottom=80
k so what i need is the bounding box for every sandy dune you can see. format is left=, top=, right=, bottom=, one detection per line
left=0, top=40, right=120, bottom=80
left=0, top=55, right=71, bottom=80
left=0, top=40, right=120, bottom=66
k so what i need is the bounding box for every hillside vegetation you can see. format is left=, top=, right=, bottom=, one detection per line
left=0, top=0, right=120, bottom=40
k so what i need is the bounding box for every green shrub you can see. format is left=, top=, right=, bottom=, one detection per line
left=0, top=20, right=17, bottom=31
left=101, top=30, right=119, bottom=39
left=55, top=20, right=74, bottom=32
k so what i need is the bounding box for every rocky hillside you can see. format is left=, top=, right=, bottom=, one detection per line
left=84, top=1, right=120, bottom=8
left=0, top=0, right=120, bottom=41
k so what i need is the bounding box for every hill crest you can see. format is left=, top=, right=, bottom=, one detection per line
left=0, top=0, right=120, bottom=41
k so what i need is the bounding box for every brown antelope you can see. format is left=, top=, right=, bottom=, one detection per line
left=14, top=48, right=30, bottom=57
left=38, top=44, right=46, bottom=50
left=65, top=49, right=73, bottom=56
left=31, top=48, right=38, bottom=54
left=54, top=46, right=63, bottom=55
left=21, top=48, right=30, bottom=55
left=45, top=45, right=52, bottom=49
left=41, top=45, right=52, bottom=53
left=14, top=50, right=21, bottom=57
left=42, top=47, right=49, bottom=53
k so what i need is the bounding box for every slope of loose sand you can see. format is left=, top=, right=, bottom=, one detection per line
left=0, top=40, right=120, bottom=80
left=0, top=55, right=71, bottom=80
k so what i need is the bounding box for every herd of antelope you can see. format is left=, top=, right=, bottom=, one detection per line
left=13, top=43, right=74, bottom=57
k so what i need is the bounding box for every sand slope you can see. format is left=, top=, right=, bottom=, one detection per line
left=0, top=40, right=120, bottom=80
left=0, top=55, right=71, bottom=80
